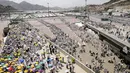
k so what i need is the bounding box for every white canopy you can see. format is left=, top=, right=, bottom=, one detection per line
left=75, top=22, right=84, bottom=27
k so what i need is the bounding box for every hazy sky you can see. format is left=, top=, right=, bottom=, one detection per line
left=10, top=0, right=110, bottom=8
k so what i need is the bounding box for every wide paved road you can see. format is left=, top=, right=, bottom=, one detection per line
left=90, top=14, right=130, bottom=25
left=42, top=17, right=83, bottom=44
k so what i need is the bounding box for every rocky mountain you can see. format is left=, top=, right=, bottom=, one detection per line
left=103, top=0, right=130, bottom=9
left=0, top=4, right=16, bottom=13
left=18, top=1, right=47, bottom=10
left=73, top=0, right=130, bottom=12
left=0, top=0, right=56, bottom=10
left=104, top=0, right=119, bottom=5
left=0, top=0, right=19, bottom=9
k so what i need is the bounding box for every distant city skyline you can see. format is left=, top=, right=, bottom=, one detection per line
left=9, top=0, right=110, bottom=8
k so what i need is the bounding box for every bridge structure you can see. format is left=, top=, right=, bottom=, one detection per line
left=85, top=24, right=130, bottom=63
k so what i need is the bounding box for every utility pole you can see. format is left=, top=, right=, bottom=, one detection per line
left=83, top=0, right=89, bottom=30
left=85, top=0, right=89, bottom=21
left=7, top=6, right=11, bottom=23
left=7, top=6, right=11, bottom=28
left=85, top=0, right=87, bottom=15
left=84, top=0, right=87, bottom=24
left=47, top=3, right=49, bottom=17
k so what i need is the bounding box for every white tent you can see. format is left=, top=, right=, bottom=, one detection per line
left=87, top=29, right=95, bottom=35
left=75, top=22, right=84, bottom=27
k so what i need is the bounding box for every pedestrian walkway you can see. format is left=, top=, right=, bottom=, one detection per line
left=30, top=19, right=88, bottom=73
left=28, top=19, right=56, bottom=40
left=42, top=17, right=82, bottom=43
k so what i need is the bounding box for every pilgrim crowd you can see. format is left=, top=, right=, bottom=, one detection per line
left=0, top=22, right=76, bottom=73
left=0, top=15, right=129, bottom=73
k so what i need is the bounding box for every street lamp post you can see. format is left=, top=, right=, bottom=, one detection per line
left=84, top=0, right=89, bottom=24
left=47, top=3, right=49, bottom=17
left=85, top=0, right=87, bottom=14
left=85, top=0, right=89, bottom=21
left=83, top=0, right=90, bottom=30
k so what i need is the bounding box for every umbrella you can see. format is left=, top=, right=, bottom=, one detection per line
left=18, top=52, right=21, bottom=56
left=24, top=70, right=28, bottom=73
left=19, top=59, right=24, bottom=63
left=11, top=62, right=15, bottom=65
left=27, top=66, right=31, bottom=69
left=20, top=64, right=24, bottom=67
left=38, top=69, right=43, bottom=72
left=21, top=36, right=25, bottom=41
left=17, top=70, right=22, bottom=73
left=8, top=66, right=13, bottom=71
left=21, top=32, right=25, bottom=35
left=1, top=63, right=4, bottom=66
left=35, top=62, right=39, bottom=64
left=4, top=59, right=8, bottom=61
left=56, top=54, right=60, bottom=56
left=5, top=63, right=9, bottom=67
left=65, top=69, right=69, bottom=73
left=14, top=53, right=17, bottom=56
left=3, top=65, right=6, bottom=68
left=48, top=64, right=53, bottom=68
left=32, top=68, right=36, bottom=72
left=0, top=67, right=3, bottom=72
left=14, top=58, right=19, bottom=61
left=17, top=66, right=22, bottom=70
left=31, top=64, right=35, bottom=68
left=39, top=62, right=43, bottom=65
left=36, top=65, right=41, bottom=69
left=8, top=58, right=12, bottom=60
left=7, top=55, right=12, bottom=59
left=30, top=69, right=33, bottom=72
left=43, top=60, right=46, bottom=63
left=59, top=57, right=62, bottom=61
left=47, top=58, right=52, bottom=62
left=1, top=58, right=4, bottom=61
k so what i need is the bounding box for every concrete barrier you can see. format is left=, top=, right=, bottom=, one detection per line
left=43, top=36, right=95, bottom=73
